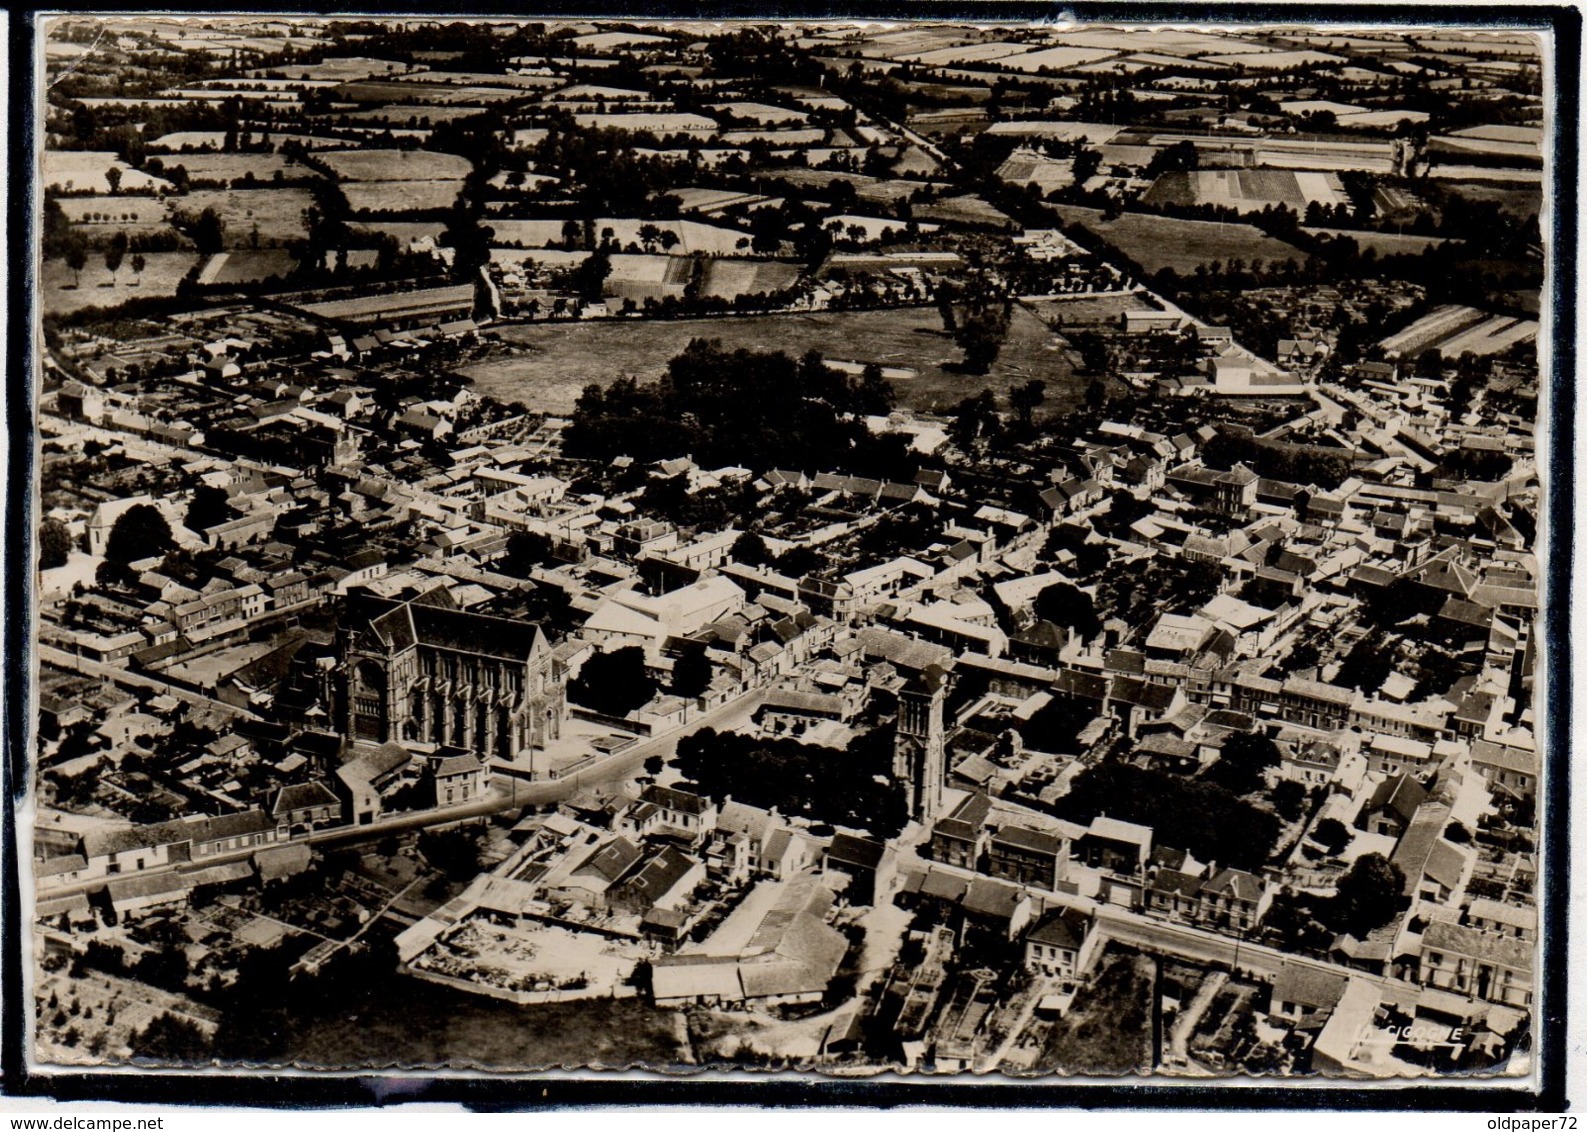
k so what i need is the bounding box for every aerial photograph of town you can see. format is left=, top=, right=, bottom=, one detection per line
left=24, top=15, right=1549, bottom=1083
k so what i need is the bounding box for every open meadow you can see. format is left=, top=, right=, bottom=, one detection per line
left=41, top=252, right=201, bottom=316
left=466, top=304, right=1083, bottom=417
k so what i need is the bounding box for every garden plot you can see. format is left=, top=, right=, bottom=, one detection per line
left=341, top=180, right=464, bottom=213
left=1429, top=315, right=1538, bottom=359
left=316, top=147, right=472, bottom=181
left=42, top=152, right=171, bottom=194
left=171, top=187, right=316, bottom=245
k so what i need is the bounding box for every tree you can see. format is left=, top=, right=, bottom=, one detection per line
left=103, top=504, right=173, bottom=566
left=1333, top=852, right=1405, bottom=935
left=1307, top=819, right=1345, bottom=850
left=104, top=166, right=122, bottom=194
left=130, top=1013, right=210, bottom=1062
left=184, top=484, right=237, bottom=533
left=730, top=531, right=773, bottom=567
left=671, top=647, right=713, bottom=699
left=1272, top=779, right=1307, bottom=822
left=130, top=252, right=146, bottom=285
left=1009, top=379, right=1046, bottom=431
left=1084, top=377, right=1108, bottom=412
left=66, top=242, right=88, bottom=287
left=954, top=300, right=1012, bottom=374
left=104, top=230, right=128, bottom=283
left=1205, top=731, right=1280, bottom=796
left=570, top=248, right=612, bottom=303
left=189, top=207, right=226, bottom=255
left=1032, top=581, right=1101, bottom=641
left=39, top=518, right=72, bottom=570
left=568, top=646, right=657, bottom=717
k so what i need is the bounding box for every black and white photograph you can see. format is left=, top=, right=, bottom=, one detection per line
left=13, top=10, right=1569, bottom=1098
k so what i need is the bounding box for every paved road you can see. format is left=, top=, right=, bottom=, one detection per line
left=35, top=686, right=771, bottom=900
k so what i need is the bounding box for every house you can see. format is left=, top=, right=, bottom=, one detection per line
left=333, top=742, right=413, bottom=826
left=1196, top=867, right=1271, bottom=933
left=106, top=871, right=191, bottom=920
left=1470, top=738, right=1537, bottom=800
left=930, top=792, right=992, bottom=870
left=1467, top=898, right=1536, bottom=941
left=553, top=836, right=644, bottom=909
left=1419, top=920, right=1533, bottom=1008
left=1268, top=962, right=1349, bottom=1024
left=80, top=820, right=193, bottom=879
left=609, top=845, right=705, bottom=916
left=1146, top=867, right=1204, bottom=923
left=823, top=832, right=895, bottom=906
left=429, top=748, right=487, bottom=807
left=987, top=825, right=1067, bottom=892
left=1357, top=774, right=1428, bottom=838
left=629, top=784, right=719, bottom=842
left=1022, top=907, right=1096, bottom=982
left=272, top=781, right=341, bottom=832
left=191, top=810, right=280, bottom=859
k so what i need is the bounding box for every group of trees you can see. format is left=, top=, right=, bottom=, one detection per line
left=1054, top=762, right=1280, bottom=871
left=568, top=646, right=658, bottom=718
left=563, top=340, right=908, bottom=478
left=675, top=726, right=908, bottom=838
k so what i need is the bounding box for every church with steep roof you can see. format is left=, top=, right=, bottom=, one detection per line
left=335, top=589, right=566, bottom=760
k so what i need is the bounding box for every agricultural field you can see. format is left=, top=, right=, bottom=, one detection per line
left=41, top=151, right=171, bottom=194
left=341, top=180, right=464, bottom=214
left=57, top=195, right=169, bottom=226
left=993, top=45, right=1122, bottom=72
left=147, top=152, right=315, bottom=183
left=1381, top=305, right=1537, bottom=359
left=897, top=41, right=1039, bottom=67
left=41, top=251, right=201, bottom=316
left=1142, top=169, right=1347, bottom=214
left=698, top=258, right=801, bottom=300
left=469, top=304, right=1082, bottom=417
left=171, top=187, right=316, bottom=245
left=1301, top=228, right=1452, bottom=256
left=1440, top=183, right=1543, bottom=219
left=194, top=249, right=300, bottom=287
left=315, top=148, right=472, bottom=181
left=914, top=194, right=1017, bottom=229
left=1053, top=205, right=1308, bottom=275
left=251, top=56, right=414, bottom=83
